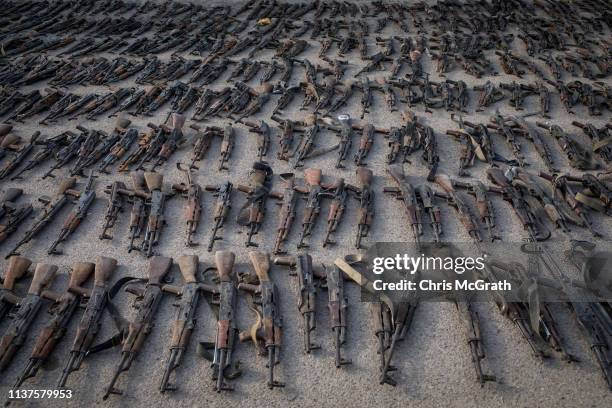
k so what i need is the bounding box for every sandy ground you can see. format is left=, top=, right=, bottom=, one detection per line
left=0, top=1, right=611, bottom=407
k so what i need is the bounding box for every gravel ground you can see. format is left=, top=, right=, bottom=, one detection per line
left=0, top=1, right=611, bottom=407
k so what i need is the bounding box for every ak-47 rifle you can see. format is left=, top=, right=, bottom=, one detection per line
left=488, top=111, right=526, bottom=167
left=383, top=164, right=422, bottom=248
left=125, top=171, right=149, bottom=252
left=434, top=174, right=483, bottom=244
left=273, top=173, right=298, bottom=255
left=140, top=172, right=173, bottom=257
left=0, top=132, right=40, bottom=180
left=72, top=118, right=131, bottom=175
left=159, top=255, right=216, bottom=392
left=238, top=251, right=284, bottom=389
left=326, top=265, right=351, bottom=367
left=10, top=131, right=73, bottom=180
left=417, top=184, right=442, bottom=243
left=117, top=128, right=155, bottom=172
left=325, top=116, right=354, bottom=169
left=481, top=259, right=574, bottom=361
left=487, top=167, right=550, bottom=241
left=241, top=120, right=270, bottom=161
left=453, top=180, right=499, bottom=242
left=335, top=255, right=416, bottom=386
left=58, top=257, right=119, bottom=388
left=92, top=256, right=173, bottom=400
left=48, top=171, right=97, bottom=255
left=8, top=178, right=79, bottom=258
left=274, top=254, right=326, bottom=354
left=205, top=182, right=232, bottom=252
left=0, top=257, right=32, bottom=322
left=151, top=113, right=186, bottom=171
left=42, top=126, right=87, bottom=179
left=218, top=124, right=234, bottom=171
left=524, top=241, right=612, bottom=389
left=199, top=251, right=242, bottom=391
left=323, top=178, right=352, bottom=247
left=68, top=127, right=105, bottom=176
left=0, top=188, right=23, bottom=221
left=354, top=167, right=374, bottom=249
left=353, top=123, right=386, bottom=166
left=12, top=262, right=95, bottom=388
left=0, top=203, right=33, bottom=243
left=236, top=162, right=280, bottom=247
left=172, top=163, right=202, bottom=246
left=295, top=168, right=330, bottom=248
left=100, top=181, right=126, bottom=240
left=0, top=263, right=57, bottom=371
left=187, top=124, right=214, bottom=169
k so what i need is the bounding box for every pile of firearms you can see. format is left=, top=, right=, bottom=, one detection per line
left=0, top=0, right=610, bottom=402
left=0, top=244, right=610, bottom=401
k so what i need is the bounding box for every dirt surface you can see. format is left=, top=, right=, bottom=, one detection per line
left=0, top=1, right=611, bottom=407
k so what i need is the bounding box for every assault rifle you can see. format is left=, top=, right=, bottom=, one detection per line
left=13, top=262, right=95, bottom=388
left=140, top=172, right=173, bottom=257
left=159, top=255, right=216, bottom=392
left=58, top=257, right=119, bottom=388
left=172, top=163, right=202, bottom=246
left=0, top=263, right=57, bottom=371
left=383, top=164, right=422, bottom=248
left=8, top=178, right=79, bottom=257
left=92, top=256, right=173, bottom=399
left=199, top=251, right=242, bottom=392
left=238, top=251, right=284, bottom=388
left=273, top=173, right=298, bottom=255
left=274, top=254, right=326, bottom=353
left=48, top=171, right=97, bottom=255
left=205, top=182, right=232, bottom=252
left=354, top=167, right=374, bottom=249
left=236, top=162, right=280, bottom=247
left=0, top=257, right=32, bottom=322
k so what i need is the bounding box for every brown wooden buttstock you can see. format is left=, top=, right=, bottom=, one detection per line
left=115, top=116, right=132, bottom=130
left=3, top=256, right=31, bottom=290
left=304, top=168, right=322, bottom=185
left=131, top=171, right=147, bottom=191
left=94, top=257, right=118, bottom=287
left=28, top=264, right=58, bottom=295
left=172, top=113, right=186, bottom=130
left=57, top=178, right=77, bottom=195
left=215, top=251, right=235, bottom=282
left=177, top=255, right=198, bottom=284
left=69, top=262, right=95, bottom=289
left=148, top=256, right=173, bottom=285
left=144, top=172, right=163, bottom=191
left=434, top=174, right=453, bottom=193
left=357, top=167, right=373, bottom=185
left=249, top=251, right=270, bottom=282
